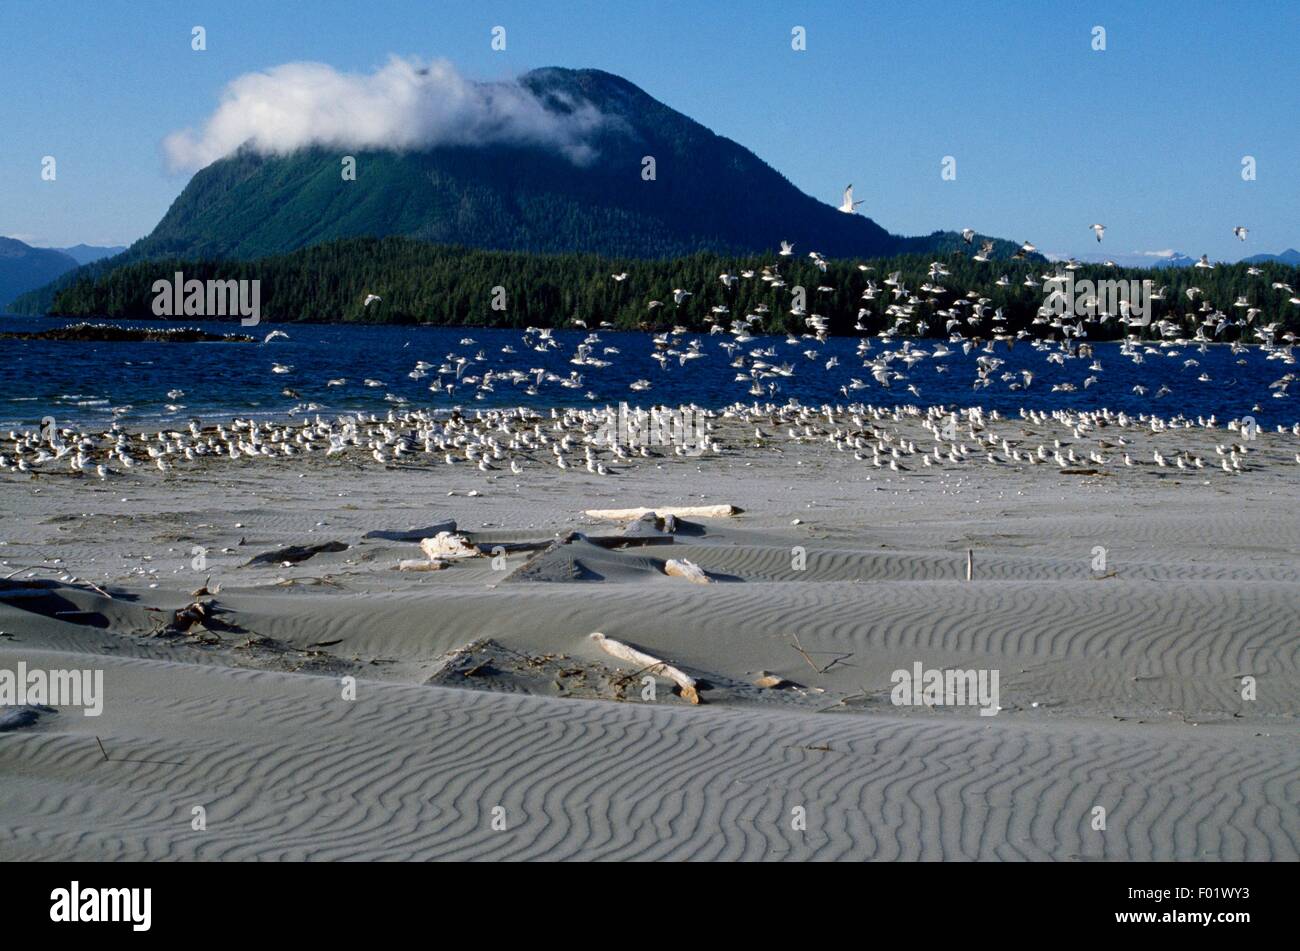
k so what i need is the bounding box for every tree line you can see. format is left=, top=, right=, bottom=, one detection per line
left=36, top=237, right=1300, bottom=341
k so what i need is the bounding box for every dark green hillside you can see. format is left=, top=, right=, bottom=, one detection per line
left=105, top=68, right=1006, bottom=264
left=38, top=237, right=1298, bottom=341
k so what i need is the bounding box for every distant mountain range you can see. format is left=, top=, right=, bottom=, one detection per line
left=0, top=238, right=76, bottom=309
left=1064, top=249, right=1299, bottom=270
left=1149, top=252, right=1199, bottom=269
left=1242, top=248, right=1300, bottom=266
left=57, top=243, right=127, bottom=266
left=1148, top=250, right=1300, bottom=268
left=0, top=239, right=125, bottom=309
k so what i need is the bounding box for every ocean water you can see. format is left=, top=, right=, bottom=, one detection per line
left=1, top=316, right=1295, bottom=430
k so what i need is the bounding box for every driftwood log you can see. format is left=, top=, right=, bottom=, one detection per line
left=589, top=632, right=700, bottom=704
left=585, top=505, right=740, bottom=521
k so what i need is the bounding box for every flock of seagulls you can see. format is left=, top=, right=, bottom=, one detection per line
left=4, top=398, right=1297, bottom=484
left=745, top=401, right=1300, bottom=478
left=5, top=215, right=1297, bottom=484
left=276, top=224, right=1300, bottom=416
left=0, top=405, right=722, bottom=480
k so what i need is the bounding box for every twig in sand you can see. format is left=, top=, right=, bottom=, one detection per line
left=74, top=577, right=114, bottom=600
left=791, top=633, right=821, bottom=676
left=790, top=633, right=853, bottom=675
left=609, top=660, right=671, bottom=689
left=94, top=736, right=184, bottom=767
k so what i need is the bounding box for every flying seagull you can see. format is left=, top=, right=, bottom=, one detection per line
left=838, top=185, right=864, bottom=214
left=1090, top=224, right=1106, bottom=242
left=1233, top=226, right=1248, bottom=241
left=363, top=293, right=382, bottom=307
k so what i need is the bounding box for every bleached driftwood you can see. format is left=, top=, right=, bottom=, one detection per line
left=589, top=632, right=700, bottom=704
left=584, top=505, right=740, bottom=521
left=664, top=558, right=712, bottom=585
left=398, top=558, right=446, bottom=572
left=419, top=531, right=480, bottom=561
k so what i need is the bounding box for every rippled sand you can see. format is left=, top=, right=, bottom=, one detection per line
left=1, top=410, right=1296, bottom=860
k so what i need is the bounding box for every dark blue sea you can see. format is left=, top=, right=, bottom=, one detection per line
left=2, top=316, right=1295, bottom=430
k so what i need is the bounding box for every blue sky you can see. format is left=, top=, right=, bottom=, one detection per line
left=2, top=0, right=1297, bottom=261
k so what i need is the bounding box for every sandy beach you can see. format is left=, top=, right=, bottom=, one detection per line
left=1, top=404, right=1296, bottom=861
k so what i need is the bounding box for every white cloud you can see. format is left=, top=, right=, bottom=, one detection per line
left=163, top=57, right=605, bottom=172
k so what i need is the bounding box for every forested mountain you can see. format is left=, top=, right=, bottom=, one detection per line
left=32, top=236, right=1299, bottom=341
left=89, top=68, right=1011, bottom=264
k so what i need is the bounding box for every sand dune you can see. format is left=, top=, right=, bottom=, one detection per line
left=1, top=652, right=1293, bottom=861
left=1, top=412, right=1297, bottom=861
